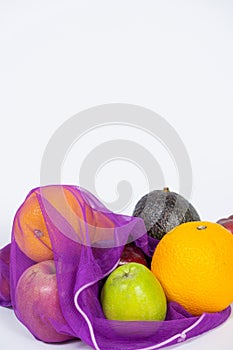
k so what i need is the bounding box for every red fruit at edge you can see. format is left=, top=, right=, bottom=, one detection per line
left=217, top=215, right=233, bottom=234
left=119, top=243, right=148, bottom=267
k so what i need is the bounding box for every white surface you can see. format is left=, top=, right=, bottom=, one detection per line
left=1, top=1, right=233, bottom=349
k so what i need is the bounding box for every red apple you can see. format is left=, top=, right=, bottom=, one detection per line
left=217, top=215, right=233, bottom=234
left=15, top=260, right=73, bottom=343
left=119, top=243, right=148, bottom=267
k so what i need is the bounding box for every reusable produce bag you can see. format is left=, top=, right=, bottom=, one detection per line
left=0, top=185, right=231, bottom=350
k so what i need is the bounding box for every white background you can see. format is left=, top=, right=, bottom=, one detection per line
left=1, top=1, right=233, bottom=349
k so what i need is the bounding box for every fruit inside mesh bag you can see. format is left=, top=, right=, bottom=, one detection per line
left=0, top=185, right=232, bottom=349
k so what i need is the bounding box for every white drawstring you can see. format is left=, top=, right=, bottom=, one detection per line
left=74, top=262, right=206, bottom=350
left=136, top=313, right=206, bottom=350
left=74, top=259, right=121, bottom=350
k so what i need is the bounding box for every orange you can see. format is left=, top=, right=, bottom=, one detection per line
left=151, top=221, right=233, bottom=316
left=14, top=185, right=114, bottom=262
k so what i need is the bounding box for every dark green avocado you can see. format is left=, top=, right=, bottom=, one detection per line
left=133, top=187, right=200, bottom=240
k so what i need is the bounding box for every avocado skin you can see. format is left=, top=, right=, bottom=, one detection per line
left=133, top=189, right=200, bottom=240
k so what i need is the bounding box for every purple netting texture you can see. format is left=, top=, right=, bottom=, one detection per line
left=0, top=185, right=231, bottom=349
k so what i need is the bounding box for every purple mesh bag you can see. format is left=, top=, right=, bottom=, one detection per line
left=0, top=243, right=11, bottom=307
left=0, top=185, right=231, bottom=349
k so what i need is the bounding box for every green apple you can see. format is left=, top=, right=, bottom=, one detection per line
left=100, top=262, right=167, bottom=321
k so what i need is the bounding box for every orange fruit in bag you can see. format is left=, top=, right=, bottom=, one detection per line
left=151, top=221, right=233, bottom=316
left=14, top=186, right=114, bottom=262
